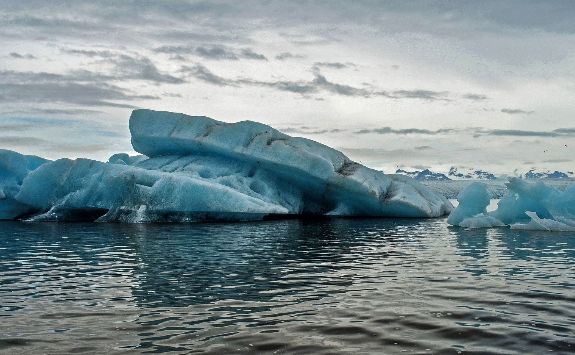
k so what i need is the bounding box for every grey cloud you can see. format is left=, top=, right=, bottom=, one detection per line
left=155, top=44, right=266, bottom=60
left=355, top=127, right=456, bottom=135
left=0, top=70, right=158, bottom=108
left=239, top=48, right=267, bottom=60
left=501, top=108, right=534, bottom=115
left=195, top=46, right=239, bottom=60
left=462, top=93, right=488, bottom=100
left=0, top=136, right=49, bottom=146
left=553, top=128, right=575, bottom=134
left=0, top=124, right=33, bottom=132
left=181, top=64, right=235, bottom=86
left=111, top=55, right=185, bottom=84
left=1, top=108, right=102, bottom=116
left=275, top=52, right=305, bottom=60
left=281, top=127, right=343, bottom=135
left=543, top=159, right=572, bottom=163
left=388, top=90, right=449, bottom=101
left=2, top=15, right=103, bottom=34
left=311, top=73, right=371, bottom=97
left=60, top=48, right=117, bottom=58
left=0, top=135, right=117, bottom=154
left=483, top=129, right=559, bottom=137
left=313, top=62, right=353, bottom=69
left=353, top=126, right=575, bottom=138
left=415, top=145, right=432, bottom=150
left=9, top=52, right=36, bottom=59
left=151, top=30, right=247, bottom=44
left=61, top=49, right=185, bottom=84
left=183, top=64, right=451, bottom=100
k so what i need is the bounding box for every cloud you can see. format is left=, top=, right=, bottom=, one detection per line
left=9, top=52, right=36, bottom=59
left=501, top=108, right=534, bottom=115
left=1, top=108, right=102, bottom=116
left=553, top=128, right=575, bottom=134
left=543, top=159, right=572, bottom=163
left=0, top=136, right=49, bottom=146
left=180, top=64, right=235, bottom=86
left=183, top=64, right=450, bottom=100
left=481, top=129, right=563, bottom=137
left=111, top=55, right=185, bottom=84
left=355, top=126, right=575, bottom=138
left=61, top=48, right=186, bottom=84
left=280, top=126, right=343, bottom=135
left=462, top=93, right=488, bottom=100
left=275, top=52, right=305, bottom=60
left=239, top=48, right=267, bottom=60
left=310, top=73, right=371, bottom=97
left=313, top=62, right=353, bottom=69
left=60, top=48, right=117, bottom=58
left=155, top=44, right=266, bottom=60
left=355, top=127, right=456, bottom=135
left=195, top=45, right=239, bottom=60
left=0, top=70, right=158, bottom=108
left=386, top=90, right=449, bottom=100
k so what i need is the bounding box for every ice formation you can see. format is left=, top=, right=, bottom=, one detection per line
left=0, top=109, right=452, bottom=223
left=0, top=150, right=48, bottom=219
left=448, top=178, right=575, bottom=231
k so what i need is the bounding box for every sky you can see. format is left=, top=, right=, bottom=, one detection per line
left=1, top=0, right=574, bottom=175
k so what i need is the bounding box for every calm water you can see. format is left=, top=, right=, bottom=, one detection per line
left=0, top=218, right=574, bottom=354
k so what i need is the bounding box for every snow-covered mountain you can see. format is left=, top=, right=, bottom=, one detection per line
left=395, top=169, right=450, bottom=181
left=448, top=167, right=497, bottom=180
left=522, top=169, right=574, bottom=179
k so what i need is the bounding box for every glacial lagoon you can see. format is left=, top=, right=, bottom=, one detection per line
left=1, top=218, right=573, bottom=354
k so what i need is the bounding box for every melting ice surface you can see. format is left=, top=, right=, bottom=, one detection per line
left=448, top=178, right=575, bottom=231
left=0, top=109, right=452, bottom=223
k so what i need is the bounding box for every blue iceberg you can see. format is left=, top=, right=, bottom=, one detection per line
left=0, top=149, right=48, bottom=220
left=2, top=109, right=452, bottom=222
left=448, top=178, right=575, bottom=231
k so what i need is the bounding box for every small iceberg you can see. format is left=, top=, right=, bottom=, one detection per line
left=1, top=109, right=452, bottom=223
left=448, top=178, right=575, bottom=232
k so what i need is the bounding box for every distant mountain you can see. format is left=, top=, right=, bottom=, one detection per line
left=523, top=169, right=574, bottom=179
left=395, top=169, right=450, bottom=181
left=448, top=167, right=497, bottom=180
left=396, top=167, right=574, bottom=181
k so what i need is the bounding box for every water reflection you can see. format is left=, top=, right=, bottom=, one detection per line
left=0, top=219, right=574, bottom=354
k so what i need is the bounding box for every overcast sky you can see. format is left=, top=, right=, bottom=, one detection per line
left=1, top=0, right=574, bottom=174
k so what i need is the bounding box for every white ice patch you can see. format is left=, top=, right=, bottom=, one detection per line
left=448, top=178, right=575, bottom=232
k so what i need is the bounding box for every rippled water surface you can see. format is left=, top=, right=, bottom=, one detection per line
left=1, top=219, right=574, bottom=354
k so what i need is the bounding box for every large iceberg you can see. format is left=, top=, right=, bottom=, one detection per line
left=448, top=178, right=575, bottom=231
left=2, top=109, right=452, bottom=223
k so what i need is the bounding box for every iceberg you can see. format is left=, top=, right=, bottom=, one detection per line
left=448, top=177, right=575, bottom=232
left=2, top=109, right=452, bottom=222
left=0, top=149, right=48, bottom=219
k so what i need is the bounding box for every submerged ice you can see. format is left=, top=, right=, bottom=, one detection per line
left=1, top=109, right=452, bottom=222
left=448, top=178, right=575, bottom=231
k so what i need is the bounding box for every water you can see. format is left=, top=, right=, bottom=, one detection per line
left=1, top=218, right=574, bottom=354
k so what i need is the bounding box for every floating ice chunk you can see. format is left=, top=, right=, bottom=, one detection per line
left=459, top=214, right=505, bottom=229
left=0, top=149, right=48, bottom=219
left=447, top=182, right=492, bottom=226
left=491, top=178, right=557, bottom=224
left=511, top=211, right=575, bottom=232
left=448, top=177, right=575, bottom=232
